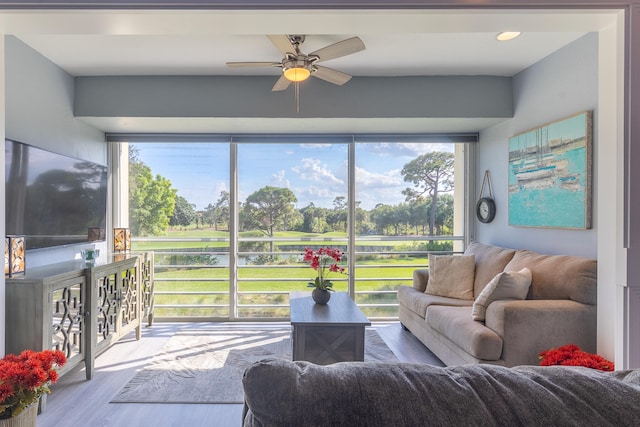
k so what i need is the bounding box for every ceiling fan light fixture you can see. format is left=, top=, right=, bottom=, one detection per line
left=284, top=66, right=311, bottom=82
left=496, top=31, right=522, bottom=41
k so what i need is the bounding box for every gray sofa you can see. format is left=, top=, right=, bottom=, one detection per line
left=242, top=358, right=640, bottom=427
left=398, top=241, right=597, bottom=367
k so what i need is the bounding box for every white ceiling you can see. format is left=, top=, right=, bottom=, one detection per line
left=0, top=8, right=620, bottom=133
left=15, top=32, right=585, bottom=78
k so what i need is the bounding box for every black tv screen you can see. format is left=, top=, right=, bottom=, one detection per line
left=5, top=139, right=108, bottom=250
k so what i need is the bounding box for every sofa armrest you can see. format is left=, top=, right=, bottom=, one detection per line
left=485, top=299, right=597, bottom=367
left=413, top=269, right=430, bottom=292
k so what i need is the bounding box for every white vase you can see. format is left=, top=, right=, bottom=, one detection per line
left=0, top=404, right=37, bottom=427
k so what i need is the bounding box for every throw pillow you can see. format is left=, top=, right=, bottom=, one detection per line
left=472, top=268, right=532, bottom=322
left=425, top=254, right=476, bottom=300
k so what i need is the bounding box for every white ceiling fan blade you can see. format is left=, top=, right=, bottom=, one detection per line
left=309, top=37, right=366, bottom=63
left=272, top=75, right=292, bottom=91
left=226, top=61, right=280, bottom=68
left=313, top=66, right=352, bottom=86
left=267, top=35, right=295, bottom=55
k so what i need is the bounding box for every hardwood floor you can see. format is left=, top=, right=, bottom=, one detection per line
left=37, top=322, right=443, bottom=427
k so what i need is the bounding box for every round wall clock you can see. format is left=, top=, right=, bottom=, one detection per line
left=476, top=197, right=496, bottom=223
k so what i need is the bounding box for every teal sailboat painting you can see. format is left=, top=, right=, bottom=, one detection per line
left=508, top=111, right=592, bottom=229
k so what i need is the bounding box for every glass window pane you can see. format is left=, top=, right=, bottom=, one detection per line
left=354, top=142, right=461, bottom=318
left=237, top=142, right=348, bottom=318
left=128, top=142, right=230, bottom=318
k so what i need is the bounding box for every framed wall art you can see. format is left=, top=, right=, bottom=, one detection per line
left=508, top=111, right=592, bottom=229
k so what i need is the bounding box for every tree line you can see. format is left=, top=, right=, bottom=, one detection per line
left=128, top=147, right=455, bottom=238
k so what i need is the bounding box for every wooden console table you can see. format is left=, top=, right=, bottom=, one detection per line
left=5, top=252, right=154, bottom=386
left=290, top=292, right=371, bottom=364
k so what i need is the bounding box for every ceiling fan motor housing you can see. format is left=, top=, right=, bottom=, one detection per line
left=283, top=55, right=317, bottom=71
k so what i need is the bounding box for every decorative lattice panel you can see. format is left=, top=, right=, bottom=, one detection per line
left=141, top=259, right=153, bottom=313
left=120, top=266, right=138, bottom=327
left=51, top=282, right=84, bottom=359
left=96, top=273, right=118, bottom=342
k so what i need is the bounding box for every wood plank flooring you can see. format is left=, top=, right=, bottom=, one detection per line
left=37, top=322, right=443, bottom=427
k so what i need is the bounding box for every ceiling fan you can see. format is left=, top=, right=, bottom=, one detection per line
left=226, top=35, right=366, bottom=92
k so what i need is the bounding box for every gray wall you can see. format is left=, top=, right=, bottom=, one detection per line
left=476, top=33, right=598, bottom=258
left=74, top=75, right=513, bottom=120
left=5, top=36, right=107, bottom=266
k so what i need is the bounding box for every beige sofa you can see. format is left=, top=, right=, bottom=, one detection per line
left=397, top=241, right=597, bottom=367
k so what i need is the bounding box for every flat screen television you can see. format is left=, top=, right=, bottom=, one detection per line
left=5, top=139, right=108, bottom=250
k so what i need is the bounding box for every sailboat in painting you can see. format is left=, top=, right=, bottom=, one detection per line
left=558, top=172, right=582, bottom=191
left=511, top=127, right=567, bottom=190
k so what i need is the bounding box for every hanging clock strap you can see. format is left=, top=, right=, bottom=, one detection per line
left=480, top=170, right=494, bottom=199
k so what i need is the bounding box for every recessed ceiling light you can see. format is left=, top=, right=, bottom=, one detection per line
left=496, top=32, right=522, bottom=41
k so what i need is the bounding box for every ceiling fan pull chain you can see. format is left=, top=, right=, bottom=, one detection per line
left=295, top=81, right=300, bottom=113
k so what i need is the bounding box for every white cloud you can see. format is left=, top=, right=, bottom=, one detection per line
left=292, top=158, right=344, bottom=185
left=355, top=165, right=402, bottom=188
left=289, top=157, right=414, bottom=209
left=354, top=166, right=409, bottom=209
left=215, top=181, right=228, bottom=195
left=364, top=142, right=454, bottom=157
left=270, top=169, right=291, bottom=188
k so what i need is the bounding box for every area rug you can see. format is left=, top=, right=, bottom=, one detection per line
left=110, top=327, right=398, bottom=404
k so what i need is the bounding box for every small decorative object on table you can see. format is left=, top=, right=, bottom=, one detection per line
left=80, top=248, right=100, bottom=266
left=539, top=344, right=614, bottom=371
left=4, top=236, right=25, bottom=277
left=0, top=349, right=66, bottom=425
left=303, top=246, right=346, bottom=304
left=87, top=227, right=106, bottom=242
left=113, top=228, right=131, bottom=252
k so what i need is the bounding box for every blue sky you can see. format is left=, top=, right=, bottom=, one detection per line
left=132, top=141, right=454, bottom=211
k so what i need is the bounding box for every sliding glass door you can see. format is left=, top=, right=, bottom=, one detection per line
left=236, top=141, right=348, bottom=318
left=353, top=141, right=462, bottom=318
left=128, top=142, right=231, bottom=319
left=118, top=134, right=471, bottom=321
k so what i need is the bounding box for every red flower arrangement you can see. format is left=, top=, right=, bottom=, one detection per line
left=303, top=246, right=346, bottom=291
left=539, top=344, right=614, bottom=371
left=0, top=349, right=66, bottom=419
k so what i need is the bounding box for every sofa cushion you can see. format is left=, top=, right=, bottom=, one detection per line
left=503, top=250, right=597, bottom=304
left=398, top=285, right=473, bottom=318
left=464, top=242, right=517, bottom=297
left=426, top=305, right=503, bottom=361
left=426, top=254, right=475, bottom=300
left=472, top=268, right=532, bottom=322
left=412, top=269, right=429, bottom=292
